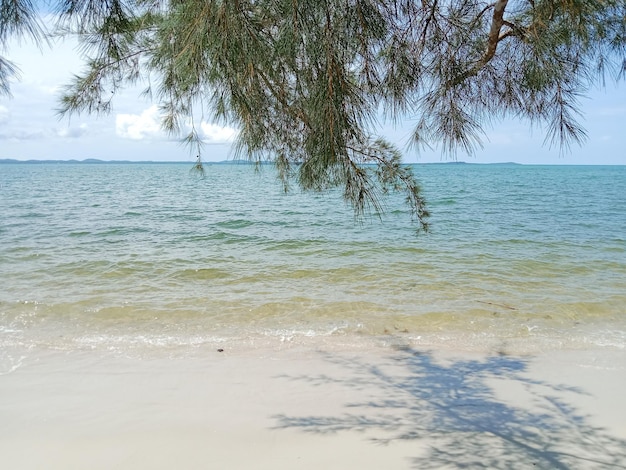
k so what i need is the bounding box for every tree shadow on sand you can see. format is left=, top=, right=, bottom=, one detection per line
left=273, top=347, right=626, bottom=469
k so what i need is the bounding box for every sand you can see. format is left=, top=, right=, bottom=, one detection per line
left=1, top=342, right=625, bottom=469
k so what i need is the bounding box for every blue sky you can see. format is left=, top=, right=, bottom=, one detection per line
left=1, top=32, right=625, bottom=164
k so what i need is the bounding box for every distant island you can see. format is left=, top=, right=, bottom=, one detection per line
left=0, top=158, right=261, bottom=165
left=0, top=158, right=523, bottom=166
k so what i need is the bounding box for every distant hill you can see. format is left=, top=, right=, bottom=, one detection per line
left=0, top=158, right=135, bottom=164
left=0, top=158, right=524, bottom=166
left=0, top=158, right=266, bottom=164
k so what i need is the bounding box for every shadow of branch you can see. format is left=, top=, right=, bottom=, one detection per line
left=272, top=348, right=626, bottom=469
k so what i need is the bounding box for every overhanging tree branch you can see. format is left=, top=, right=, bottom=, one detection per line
left=448, top=0, right=509, bottom=86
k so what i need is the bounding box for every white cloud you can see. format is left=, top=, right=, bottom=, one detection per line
left=115, top=105, right=238, bottom=144
left=57, top=123, right=88, bottom=138
left=198, top=122, right=238, bottom=143
left=115, top=105, right=163, bottom=140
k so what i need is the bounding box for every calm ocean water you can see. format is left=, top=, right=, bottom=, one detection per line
left=1, top=162, right=625, bottom=360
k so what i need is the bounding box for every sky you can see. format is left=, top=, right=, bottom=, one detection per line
left=1, top=31, right=625, bottom=165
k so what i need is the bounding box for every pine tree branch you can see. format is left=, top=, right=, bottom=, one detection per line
left=448, top=0, right=509, bottom=87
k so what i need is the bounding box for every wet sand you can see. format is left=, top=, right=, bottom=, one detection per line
left=1, top=343, right=625, bottom=469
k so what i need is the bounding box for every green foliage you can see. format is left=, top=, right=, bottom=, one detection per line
left=0, top=0, right=46, bottom=95
left=2, top=1, right=625, bottom=232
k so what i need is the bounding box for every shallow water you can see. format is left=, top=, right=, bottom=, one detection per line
left=1, top=162, right=625, bottom=359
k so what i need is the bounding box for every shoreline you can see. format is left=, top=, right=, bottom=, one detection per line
left=2, top=342, right=625, bottom=469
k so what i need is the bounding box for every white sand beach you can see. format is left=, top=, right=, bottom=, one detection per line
left=1, top=341, right=625, bottom=470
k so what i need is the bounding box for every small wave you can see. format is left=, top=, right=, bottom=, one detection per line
left=436, top=199, right=457, bottom=206
left=0, top=355, right=26, bottom=376
left=18, top=212, right=47, bottom=219
left=262, top=239, right=322, bottom=251
left=183, top=232, right=229, bottom=242
left=174, top=267, right=230, bottom=280
left=75, top=333, right=226, bottom=349
left=68, top=231, right=91, bottom=237
left=216, top=219, right=254, bottom=229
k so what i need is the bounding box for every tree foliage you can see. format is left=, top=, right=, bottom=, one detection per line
left=2, top=1, right=625, bottom=232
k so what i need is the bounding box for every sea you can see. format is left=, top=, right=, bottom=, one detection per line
left=1, top=162, right=625, bottom=365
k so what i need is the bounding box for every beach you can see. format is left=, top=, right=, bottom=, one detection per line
left=2, top=340, right=625, bottom=469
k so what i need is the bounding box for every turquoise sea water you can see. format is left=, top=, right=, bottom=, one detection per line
left=1, top=163, right=625, bottom=359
